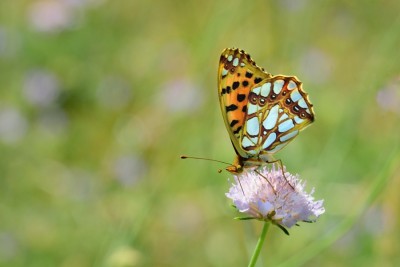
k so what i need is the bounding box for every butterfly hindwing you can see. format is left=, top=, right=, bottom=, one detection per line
left=240, top=76, right=315, bottom=156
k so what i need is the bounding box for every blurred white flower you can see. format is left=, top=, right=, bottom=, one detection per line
left=28, top=0, right=76, bottom=32
left=298, top=48, right=333, bottom=84
left=0, top=232, right=19, bottom=261
left=376, top=77, right=400, bottom=115
left=279, top=0, right=308, bottom=12
left=363, top=205, right=392, bottom=236
left=158, top=78, right=203, bottom=113
left=113, top=155, right=147, bottom=186
left=61, top=0, right=105, bottom=8
left=23, top=69, right=60, bottom=108
left=0, top=27, right=7, bottom=56
left=226, top=166, right=325, bottom=229
left=0, top=107, right=28, bottom=144
left=61, top=0, right=89, bottom=7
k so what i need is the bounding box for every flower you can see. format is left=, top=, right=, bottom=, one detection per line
left=226, top=165, right=325, bottom=231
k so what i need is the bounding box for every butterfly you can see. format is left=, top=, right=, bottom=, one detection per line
left=218, top=48, right=315, bottom=173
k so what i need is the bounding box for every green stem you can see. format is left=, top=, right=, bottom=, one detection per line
left=248, top=222, right=270, bottom=267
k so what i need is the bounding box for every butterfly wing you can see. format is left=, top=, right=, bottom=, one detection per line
left=218, top=48, right=272, bottom=158
left=240, top=75, right=315, bottom=158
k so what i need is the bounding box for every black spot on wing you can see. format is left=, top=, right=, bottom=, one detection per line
left=226, top=104, right=238, bottom=112
left=233, top=126, right=242, bottom=135
left=230, top=120, right=239, bottom=127
left=237, top=94, right=246, bottom=102
left=254, top=77, right=262, bottom=84
left=232, top=81, right=240, bottom=90
left=245, top=71, right=253, bottom=78
left=242, top=80, right=249, bottom=87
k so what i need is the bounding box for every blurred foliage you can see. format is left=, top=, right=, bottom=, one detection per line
left=0, top=0, right=400, bottom=266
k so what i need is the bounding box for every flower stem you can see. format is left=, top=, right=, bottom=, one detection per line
left=248, top=222, right=270, bottom=267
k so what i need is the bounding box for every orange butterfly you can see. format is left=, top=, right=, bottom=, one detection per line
left=218, top=48, right=315, bottom=173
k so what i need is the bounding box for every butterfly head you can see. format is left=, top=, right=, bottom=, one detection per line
left=225, top=165, right=242, bottom=174
left=225, top=155, right=244, bottom=174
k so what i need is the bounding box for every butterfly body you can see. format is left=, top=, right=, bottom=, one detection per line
left=218, top=48, right=315, bottom=173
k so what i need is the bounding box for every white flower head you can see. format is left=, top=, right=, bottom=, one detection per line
left=226, top=165, right=325, bottom=232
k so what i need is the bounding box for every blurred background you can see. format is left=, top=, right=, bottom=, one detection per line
left=0, top=0, right=399, bottom=266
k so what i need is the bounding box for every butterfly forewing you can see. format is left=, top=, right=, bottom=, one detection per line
left=218, top=48, right=272, bottom=157
left=240, top=76, right=315, bottom=156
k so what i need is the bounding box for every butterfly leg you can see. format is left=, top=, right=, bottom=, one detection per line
left=266, top=159, right=295, bottom=190
left=236, top=176, right=247, bottom=196
left=254, top=168, right=277, bottom=195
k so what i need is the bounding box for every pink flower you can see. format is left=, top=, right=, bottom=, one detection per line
left=226, top=165, right=325, bottom=231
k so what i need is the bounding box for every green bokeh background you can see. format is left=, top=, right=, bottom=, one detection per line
left=1, top=1, right=400, bottom=266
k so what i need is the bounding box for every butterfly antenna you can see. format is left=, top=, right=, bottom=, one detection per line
left=180, top=155, right=230, bottom=174
left=180, top=155, right=232, bottom=166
